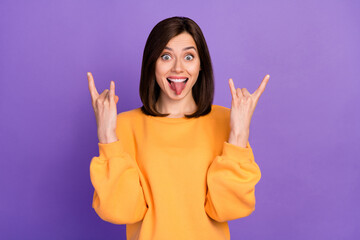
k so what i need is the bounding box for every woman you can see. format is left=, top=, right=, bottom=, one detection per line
left=88, top=16, right=269, bottom=240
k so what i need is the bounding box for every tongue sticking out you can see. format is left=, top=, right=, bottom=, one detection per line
left=169, top=81, right=187, bottom=95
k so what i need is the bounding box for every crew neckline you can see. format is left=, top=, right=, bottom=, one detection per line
left=144, top=113, right=199, bottom=123
left=136, top=105, right=221, bottom=123
left=138, top=106, right=219, bottom=123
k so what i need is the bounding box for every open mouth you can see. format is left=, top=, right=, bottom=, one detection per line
left=167, top=78, right=188, bottom=83
left=166, top=78, right=189, bottom=95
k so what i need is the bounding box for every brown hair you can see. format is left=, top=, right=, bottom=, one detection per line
left=139, top=16, right=214, bottom=118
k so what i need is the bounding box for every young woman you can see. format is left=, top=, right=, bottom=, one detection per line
left=88, top=16, right=269, bottom=240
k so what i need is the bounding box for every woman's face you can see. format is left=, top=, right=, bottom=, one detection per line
left=155, top=32, right=201, bottom=99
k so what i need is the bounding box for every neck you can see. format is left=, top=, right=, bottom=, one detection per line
left=155, top=92, right=197, bottom=118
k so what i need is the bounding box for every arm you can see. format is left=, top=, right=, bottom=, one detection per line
left=87, top=72, right=148, bottom=224
left=204, top=75, right=268, bottom=221
left=90, top=140, right=148, bottom=224
left=204, top=140, right=261, bottom=222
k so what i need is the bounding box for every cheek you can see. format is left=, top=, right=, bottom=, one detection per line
left=155, top=63, right=170, bottom=77
left=187, top=63, right=201, bottom=76
left=155, top=63, right=164, bottom=81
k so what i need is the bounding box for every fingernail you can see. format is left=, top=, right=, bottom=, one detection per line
left=87, top=72, right=91, bottom=76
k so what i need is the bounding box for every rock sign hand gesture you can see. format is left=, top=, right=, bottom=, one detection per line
left=227, top=74, right=270, bottom=148
left=87, top=72, right=119, bottom=144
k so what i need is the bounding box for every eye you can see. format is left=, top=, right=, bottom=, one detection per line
left=185, top=54, right=194, bottom=61
left=161, top=54, right=171, bottom=60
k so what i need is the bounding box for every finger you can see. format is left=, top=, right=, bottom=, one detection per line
left=236, top=88, right=244, bottom=98
left=98, top=89, right=109, bottom=102
left=253, top=74, right=270, bottom=99
left=228, top=78, right=237, bottom=99
left=115, top=95, right=119, bottom=104
left=104, top=89, right=110, bottom=102
left=87, top=72, right=99, bottom=102
left=241, top=88, right=251, bottom=97
left=103, top=90, right=112, bottom=106
left=109, top=81, right=115, bottom=104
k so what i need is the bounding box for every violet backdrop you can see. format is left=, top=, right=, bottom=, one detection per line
left=0, top=0, right=359, bottom=239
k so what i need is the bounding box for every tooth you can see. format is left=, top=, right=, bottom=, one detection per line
left=167, top=78, right=188, bottom=82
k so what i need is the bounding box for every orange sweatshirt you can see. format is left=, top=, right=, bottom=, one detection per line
left=89, top=104, right=261, bottom=240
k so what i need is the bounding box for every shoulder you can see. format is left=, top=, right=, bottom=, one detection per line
left=211, top=104, right=230, bottom=114
left=210, top=104, right=230, bottom=120
left=116, top=107, right=143, bottom=126
left=114, top=107, right=143, bottom=138
left=207, top=105, right=231, bottom=134
left=118, top=107, right=142, bottom=118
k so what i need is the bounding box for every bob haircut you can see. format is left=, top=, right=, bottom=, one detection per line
left=139, top=16, right=214, bottom=118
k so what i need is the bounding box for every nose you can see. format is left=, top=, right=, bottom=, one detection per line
left=171, top=58, right=184, bottom=73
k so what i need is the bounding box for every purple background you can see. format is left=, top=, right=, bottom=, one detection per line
left=1, top=0, right=359, bottom=239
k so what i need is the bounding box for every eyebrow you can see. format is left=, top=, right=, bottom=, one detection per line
left=164, top=46, right=197, bottom=51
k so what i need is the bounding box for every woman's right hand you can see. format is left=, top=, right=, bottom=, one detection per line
left=87, top=72, right=119, bottom=144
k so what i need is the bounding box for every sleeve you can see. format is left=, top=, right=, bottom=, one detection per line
left=89, top=138, right=148, bottom=224
left=204, top=140, right=261, bottom=222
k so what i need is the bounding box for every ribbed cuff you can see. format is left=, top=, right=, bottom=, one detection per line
left=222, top=141, right=254, bottom=163
left=98, top=140, right=124, bottom=159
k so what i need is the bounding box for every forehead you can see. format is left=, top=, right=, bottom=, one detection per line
left=166, top=32, right=197, bottom=50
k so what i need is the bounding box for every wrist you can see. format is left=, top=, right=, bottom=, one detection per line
left=228, top=130, right=249, bottom=148
left=98, top=131, right=118, bottom=144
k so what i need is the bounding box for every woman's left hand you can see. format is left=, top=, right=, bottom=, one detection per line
left=228, top=74, right=270, bottom=147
